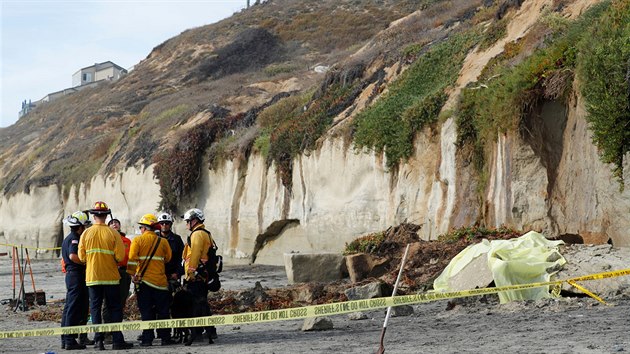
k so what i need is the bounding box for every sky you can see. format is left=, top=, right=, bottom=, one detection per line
left=0, top=0, right=248, bottom=127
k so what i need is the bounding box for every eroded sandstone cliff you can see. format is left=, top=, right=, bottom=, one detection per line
left=2, top=0, right=627, bottom=263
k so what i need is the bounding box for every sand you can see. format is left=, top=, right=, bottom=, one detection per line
left=1, top=258, right=629, bottom=354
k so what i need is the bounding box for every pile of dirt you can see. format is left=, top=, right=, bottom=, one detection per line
left=204, top=223, right=523, bottom=315
left=370, top=223, right=522, bottom=293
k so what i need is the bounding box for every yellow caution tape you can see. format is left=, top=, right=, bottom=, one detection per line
left=569, top=268, right=630, bottom=281
left=567, top=280, right=607, bottom=305
left=0, top=243, right=61, bottom=251
left=0, top=268, right=628, bottom=339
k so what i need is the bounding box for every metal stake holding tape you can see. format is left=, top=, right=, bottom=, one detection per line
left=14, top=245, right=27, bottom=312
left=376, top=244, right=410, bottom=354
left=12, top=246, right=17, bottom=303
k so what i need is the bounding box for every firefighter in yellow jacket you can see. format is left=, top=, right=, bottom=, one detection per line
left=182, top=208, right=217, bottom=341
left=128, top=213, right=176, bottom=346
left=182, top=208, right=212, bottom=281
left=78, top=201, right=133, bottom=350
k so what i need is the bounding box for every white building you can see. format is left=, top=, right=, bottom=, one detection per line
left=72, top=61, right=128, bottom=87
left=19, top=61, right=128, bottom=119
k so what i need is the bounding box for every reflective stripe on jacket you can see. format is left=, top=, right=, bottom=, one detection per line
left=78, top=224, right=125, bottom=286
left=183, top=223, right=212, bottom=280
left=128, top=230, right=172, bottom=290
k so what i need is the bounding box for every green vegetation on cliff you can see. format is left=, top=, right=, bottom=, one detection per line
left=352, top=29, right=481, bottom=168
left=456, top=0, right=630, bottom=186
left=577, top=0, right=630, bottom=184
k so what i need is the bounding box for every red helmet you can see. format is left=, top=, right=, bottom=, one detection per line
left=89, top=201, right=111, bottom=215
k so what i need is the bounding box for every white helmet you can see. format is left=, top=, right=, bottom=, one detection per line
left=157, top=212, right=173, bottom=223
left=64, top=211, right=91, bottom=227
left=182, top=208, right=204, bottom=222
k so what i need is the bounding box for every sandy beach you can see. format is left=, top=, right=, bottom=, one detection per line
left=1, top=257, right=629, bottom=354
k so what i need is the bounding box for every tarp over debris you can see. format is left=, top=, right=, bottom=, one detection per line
left=433, top=231, right=566, bottom=303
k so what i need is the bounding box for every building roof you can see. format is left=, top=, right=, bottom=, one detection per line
left=72, top=61, right=127, bottom=76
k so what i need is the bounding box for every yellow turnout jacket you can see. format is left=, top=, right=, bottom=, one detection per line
left=78, top=224, right=126, bottom=286
left=183, top=223, right=213, bottom=281
left=128, top=230, right=172, bottom=290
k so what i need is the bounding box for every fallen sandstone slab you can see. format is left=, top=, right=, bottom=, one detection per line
left=284, top=252, right=345, bottom=284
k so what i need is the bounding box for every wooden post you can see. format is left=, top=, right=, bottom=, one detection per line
left=25, top=248, right=37, bottom=295
left=376, top=244, right=411, bottom=354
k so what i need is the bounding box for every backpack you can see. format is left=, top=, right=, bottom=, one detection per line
left=207, top=239, right=223, bottom=274
left=189, top=228, right=223, bottom=292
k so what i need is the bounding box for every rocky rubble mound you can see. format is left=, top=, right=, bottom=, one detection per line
left=206, top=223, right=524, bottom=315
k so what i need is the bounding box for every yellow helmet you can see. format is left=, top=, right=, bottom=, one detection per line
left=138, top=213, right=158, bottom=229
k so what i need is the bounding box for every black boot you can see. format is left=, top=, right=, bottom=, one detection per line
left=65, top=342, right=87, bottom=350
left=160, top=337, right=177, bottom=346
left=94, top=340, right=105, bottom=351
left=208, top=326, right=218, bottom=339
left=112, top=341, right=134, bottom=350
left=79, top=333, right=94, bottom=345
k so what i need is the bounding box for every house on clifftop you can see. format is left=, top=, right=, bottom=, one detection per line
left=72, top=61, right=127, bottom=87
left=18, top=61, right=128, bottom=118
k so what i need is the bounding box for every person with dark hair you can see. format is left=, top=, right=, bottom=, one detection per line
left=78, top=201, right=133, bottom=350
left=60, top=211, right=91, bottom=350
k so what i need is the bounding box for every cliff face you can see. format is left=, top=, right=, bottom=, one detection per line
left=0, top=166, right=161, bottom=254
left=3, top=88, right=628, bottom=263
left=2, top=0, right=627, bottom=262
left=485, top=92, right=630, bottom=247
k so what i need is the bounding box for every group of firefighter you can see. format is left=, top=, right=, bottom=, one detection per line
left=60, top=200, right=217, bottom=350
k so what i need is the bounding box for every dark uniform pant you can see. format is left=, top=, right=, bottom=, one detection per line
left=89, top=284, right=125, bottom=343
left=185, top=280, right=215, bottom=338
left=137, top=283, right=172, bottom=342
left=103, top=267, right=131, bottom=322
left=61, top=271, right=89, bottom=345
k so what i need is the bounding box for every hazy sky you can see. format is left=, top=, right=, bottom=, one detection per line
left=0, top=0, right=247, bottom=127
